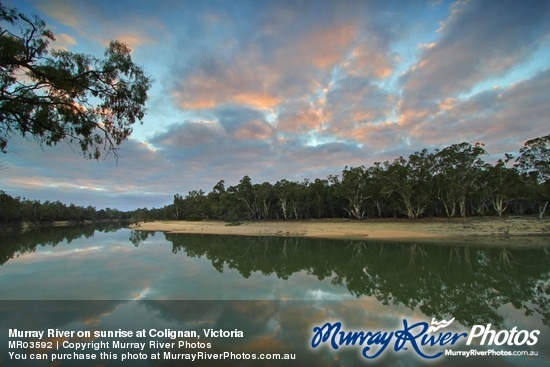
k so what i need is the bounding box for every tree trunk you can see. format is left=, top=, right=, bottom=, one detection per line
left=279, top=198, right=288, bottom=220
left=538, top=201, right=548, bottom=219
left=459, top=196, right=467, bottom=217
left=492, top=196, right=508, bottom=216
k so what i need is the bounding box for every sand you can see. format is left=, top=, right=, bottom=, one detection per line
left=130, top=217, right=549, bottom=246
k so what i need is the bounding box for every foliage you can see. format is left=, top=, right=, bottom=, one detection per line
left=154, top=136, right=547, bottom=221
left=516, top=134, right=549, bottom=184
left=515, top=134, right=550, bottom=219
left=0, top=3, right=151, bottom=158
left=0, top=190, right=131, bottom=224
left=1, top=135, right=548, bottom=224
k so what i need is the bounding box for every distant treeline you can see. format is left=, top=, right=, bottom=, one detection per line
left=0, top=135, right=548, bottom=225
left=143, top=135, right=549, bottom=222
left=0, top=194, right=132, bottom=225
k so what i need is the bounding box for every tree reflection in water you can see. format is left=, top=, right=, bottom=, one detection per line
left=0, top=227, right=547, bottom=329
left=165, top=233, right=549, bottom=328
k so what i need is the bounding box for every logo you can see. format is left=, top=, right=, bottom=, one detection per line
left=427, top=317, right=455, bottom=333
left=310, top=318, right=540, bottom=360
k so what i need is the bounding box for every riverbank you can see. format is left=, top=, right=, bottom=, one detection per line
left=130, top=217, right=550, bottom=246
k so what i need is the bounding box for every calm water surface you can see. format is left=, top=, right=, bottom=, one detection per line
left=0, top=225, right=548, bottom=366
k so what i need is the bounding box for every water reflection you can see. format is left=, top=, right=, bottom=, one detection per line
left=0, top=227, right=548, bottom=330
left=164, top=233, right=550, bottom=328
left=0, top=300, right=547, bottom=367
left=0, top=224, right=120, bottom=265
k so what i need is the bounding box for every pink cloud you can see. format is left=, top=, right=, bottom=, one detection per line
left=287, top=24, right=356, bottom=70
left=172, top=51, right=282, bottom=110
left=277, top=102, right=325, bottom=134
left=343, top=40, right=396, bottom=79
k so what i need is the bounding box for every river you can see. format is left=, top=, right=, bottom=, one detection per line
left=0, top=225, right=548, bottom=366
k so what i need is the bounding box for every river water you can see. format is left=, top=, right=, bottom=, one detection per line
left=0, top=225, right=548, bottom=366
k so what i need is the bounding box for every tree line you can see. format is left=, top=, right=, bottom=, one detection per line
left=153, top=134, right=549, bottom=222
left=1, top=5, right=547, bottom=225
left=0, top=134, right=547, bottom=225
left=0, top=193, right=131, bottom=225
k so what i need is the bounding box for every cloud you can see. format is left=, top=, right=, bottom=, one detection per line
left=37, top=0, right=163, bottom=52
left=325, top=76, right=396, bottom=132
left=1, top=135, right=173, bottom=209
left=149, top=111, right=277, bottom=188
left=147, top=105, right=375, bottom=189
left=36, top=0, right=82, bottom=28
left=399, top=0, right=550, bottom=125
left=409, top=68, right=550, bottom=152
left=2, top=0, right=548, bottom=210
left=342, top=37, right=398, bottom=79
left=168, top=1, right=403, bottom=113
left=280, top=23, right=356, bottom=70
left=171, top=51, right=282, bottom=110
left=276, top=101, right=324, bottom=134
left=216, top=106, right=275, bottom=140
left=51, top=33, right=77, bottom=50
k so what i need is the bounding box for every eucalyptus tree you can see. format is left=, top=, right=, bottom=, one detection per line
left=172, top=193, right=184, bottom=219
left=254, top=181, right=275, bottom=220
left=208, top=180, right=227, bottom=219
left=366, top=163, right=388, bottom=217
left=274, top=179, right=292, bottom=219
left=434, top=142, right=487, bottom=217
left=515, top=134, right=549, bottom=218
left=307, top=178, right=330, bottom=219
left=288, top=180, right=307, bottom=219
left=0, top=190, right=20, bottom=222
left=326, top=174, right=346, bottom=218
left=336, top=166, right=371, bottom=219
left=271, top=179, right=308, bottom=220
left=0, top=3, right=151, bottom=159
left=181, top=190, right=209, bottom=220
left=381, top=151, right=434, bottom=219
left=234, top=175, right=260, bottom=220
left=516, top=134, right=550, bottom=183
left=484, top=156, right=523, bottom=216
left=407, top=148, right=436, bottom=216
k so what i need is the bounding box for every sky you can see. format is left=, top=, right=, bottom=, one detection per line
left=1, top=0, right=549, bottom=211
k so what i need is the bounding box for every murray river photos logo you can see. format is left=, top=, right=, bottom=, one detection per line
left=310, top=317, right=540, bottom=360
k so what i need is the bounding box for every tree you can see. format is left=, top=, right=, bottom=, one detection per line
left=381, top=155, right=432, bottom=219
left=406, top=148, right=436, bottom=216
left=337, top=166, right=371, bottom=219
left=0, top=3, right=151, bottom=159
left=434, top=142, right=487, bottom=217
left=235, top=175, right=259, bottom=220
left=515, top=134, right=549, bottom=219
left=307, top=178, right=330, bottom=219
left=516, top=135, right=550, bottom=182
left=366, top=163, right=389, bottom=217
left=208, top=180, right=227, bottom=219
left=274, top=179, right=292, bottom=220
left=172, top=193, right=184, bottom=219
left=182, top=190, right=209, bottom=220
left=484, top=157, right=522, bottom=216
left=254, top=181, right=274, bottom=220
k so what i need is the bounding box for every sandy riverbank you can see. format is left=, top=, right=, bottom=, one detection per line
left=130, top=217, right=549, bottom=246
